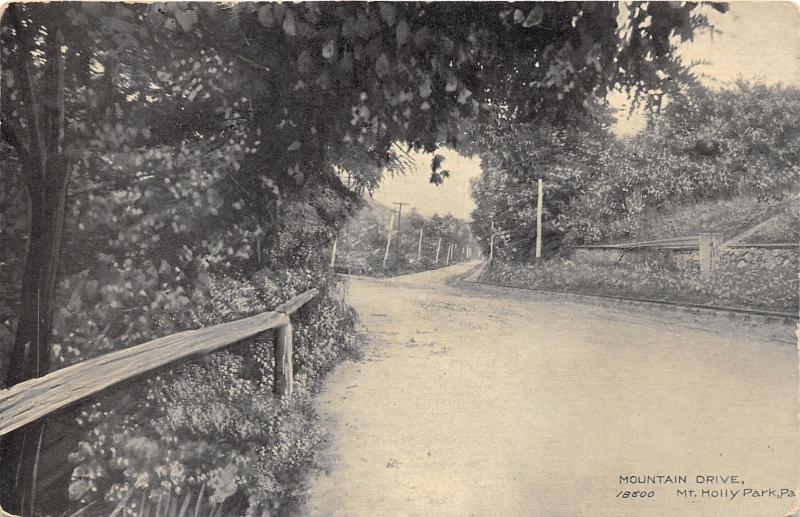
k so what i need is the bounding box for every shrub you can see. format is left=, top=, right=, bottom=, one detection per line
left=64, top=267, right=359, bottom=516
left=485, top=254, right=798, bottom=314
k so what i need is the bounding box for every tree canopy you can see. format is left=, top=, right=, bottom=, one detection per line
left=0, top=2, right=724, bottom=513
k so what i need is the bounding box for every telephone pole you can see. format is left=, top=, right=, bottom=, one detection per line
left=535, top=179, right=543, bottom=260
left=392, top=202, right=409, bottom=261
left=383, top=212, right=394, bottom=270
left=417, top=224, right=424, bottom=261
left=489, top=220, right=495, bottom=263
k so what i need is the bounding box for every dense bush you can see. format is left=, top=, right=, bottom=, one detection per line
left=64, top=267, right=360, bottom=516
left=737, top=200, right=800, bottom=244
left=485, top=254, right=799, bottom=314
left=0, top=135, right=365, bottom=515
left=467, top=104, right=616, bottom=259
left=557, top=81, right=800, bottom=243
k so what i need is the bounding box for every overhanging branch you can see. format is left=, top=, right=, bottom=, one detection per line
left=236, top=54, right=270, bottom=72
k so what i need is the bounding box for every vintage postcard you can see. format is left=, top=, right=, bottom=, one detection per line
left=0, top=1, right=798, bottom=516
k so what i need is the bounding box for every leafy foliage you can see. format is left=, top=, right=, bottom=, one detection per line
left=0, top=1, right=724, bottom=513
left=64, top=268, right=359, bottom=516
left=468, top=103, right=616, bottom=260
left=558, top=81, right=800, bottom=243
left=469, top=81, right=800, bottom=253
left=486, top=250, right=799, bottom=313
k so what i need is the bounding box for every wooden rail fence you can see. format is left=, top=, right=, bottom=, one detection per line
left=0, top=288, right=318, bottom=437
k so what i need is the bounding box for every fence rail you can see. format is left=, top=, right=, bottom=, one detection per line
left=0, top=288, right=318, bottom=437
left=726, top=242, right=799, bottom=249
left=573, top=235, right=699, bottom=250
left=574, top=236, right=799, bottom=251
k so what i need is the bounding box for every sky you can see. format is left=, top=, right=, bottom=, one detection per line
left=372, top=1, right=800, bottom=220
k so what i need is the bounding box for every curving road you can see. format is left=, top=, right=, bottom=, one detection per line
left=302, top=262, right=798, bottom=517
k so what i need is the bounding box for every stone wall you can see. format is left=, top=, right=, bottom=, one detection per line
left=572, top=247, right=699, bottom=272
left=716, top=246, right=799, bottom=272
left=572, top=245, right=798, bottom=274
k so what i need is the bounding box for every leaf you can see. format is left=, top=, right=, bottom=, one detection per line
left=413, top=26, right=431, bottom=48
left=297, top=49, right=314, bottom=75
left=273, top=4, right=286, bottom=23
left=283, top=9, right=296, bottom=36
left=513, top=9, right=525, bottom=24
left=523, top=6, right=544, bottom=28
left=258, top=5, right=275, bottom=28
left=322, top=39, right=336, bottom=60
left=379, top=3, right=397, bottom=26
left=174, top=8, right=198, bottom=32
left=375, top=53, right=390, bottom=78
left=419, top=82, right=432, bottom=99
left=355, top=11, right=371, bottom=39
left=339, top=52, right=353, bottom=73
left=457, top=87, right=472, bottom=104
left=288, top=140, right=301, bottom=151
left=445, top=75, right=458, bottom=92
left=341, top=15, right=355, bottom=39
left=396, top=19, right=410, bottom=46
left=431, top=153, right=445, bottom=172
left=315, top=69, right=331, bottom=89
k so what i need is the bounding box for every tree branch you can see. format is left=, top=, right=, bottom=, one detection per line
left=69, top=174, right=156, bottom=196
left=235, top=54, right=271, bottom=72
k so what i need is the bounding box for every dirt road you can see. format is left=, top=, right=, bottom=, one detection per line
left=302, top=263, right=798, bottom=517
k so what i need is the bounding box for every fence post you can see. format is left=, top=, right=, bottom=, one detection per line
left=274, top=320, right=293, bottom=397
left=699, top=232, right=722, bottom=278
left=435, top=238, right=442, bottom=264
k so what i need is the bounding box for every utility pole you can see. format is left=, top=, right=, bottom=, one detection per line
left=435, top=237, right=442, bottom=264
left=329, top=237, right=337, bottom=268
left=383, top=212, right=394, bottom=270
left=417, top=225, right=424, bottom=262
left=392, top=202, right=409, bottom=262
left=535, top=178, right=543, bottom=259
left=489, top=221, right=495, bottom=264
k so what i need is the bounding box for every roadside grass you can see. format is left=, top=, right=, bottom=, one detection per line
left=484, top=257, right=799, bottom=314
left=737, top=204, right=800, bottom=244
left=58, top=270, right=364, bottom=517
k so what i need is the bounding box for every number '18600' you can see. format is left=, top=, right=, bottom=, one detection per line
left=617, top=490, right=655, bottom=499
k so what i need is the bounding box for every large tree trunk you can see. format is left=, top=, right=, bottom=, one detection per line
left=0, top=7, right=69, bottom=514
left=0, top=170, right=69, bottom=516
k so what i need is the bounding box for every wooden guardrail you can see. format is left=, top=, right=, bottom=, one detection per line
left=573, top=235, right=699, bottom=250
left=0, top=288, right=318, bottom=437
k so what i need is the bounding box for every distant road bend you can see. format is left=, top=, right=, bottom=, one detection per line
left=303, top=262, right=798, bottom=517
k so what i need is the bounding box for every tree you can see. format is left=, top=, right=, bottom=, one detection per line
left=0, top=4, right=195, bottom=511
left=1, top=2, right=722, bottom=512
left=468, top=102, right=617, bottom=259
left=557, top=80, right=800, bottom=244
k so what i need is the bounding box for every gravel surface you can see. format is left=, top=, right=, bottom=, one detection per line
left=302, top=262, right=798, bottom=517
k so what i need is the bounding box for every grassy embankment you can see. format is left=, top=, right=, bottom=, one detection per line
left=483, top=196, right=799, bottom=314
